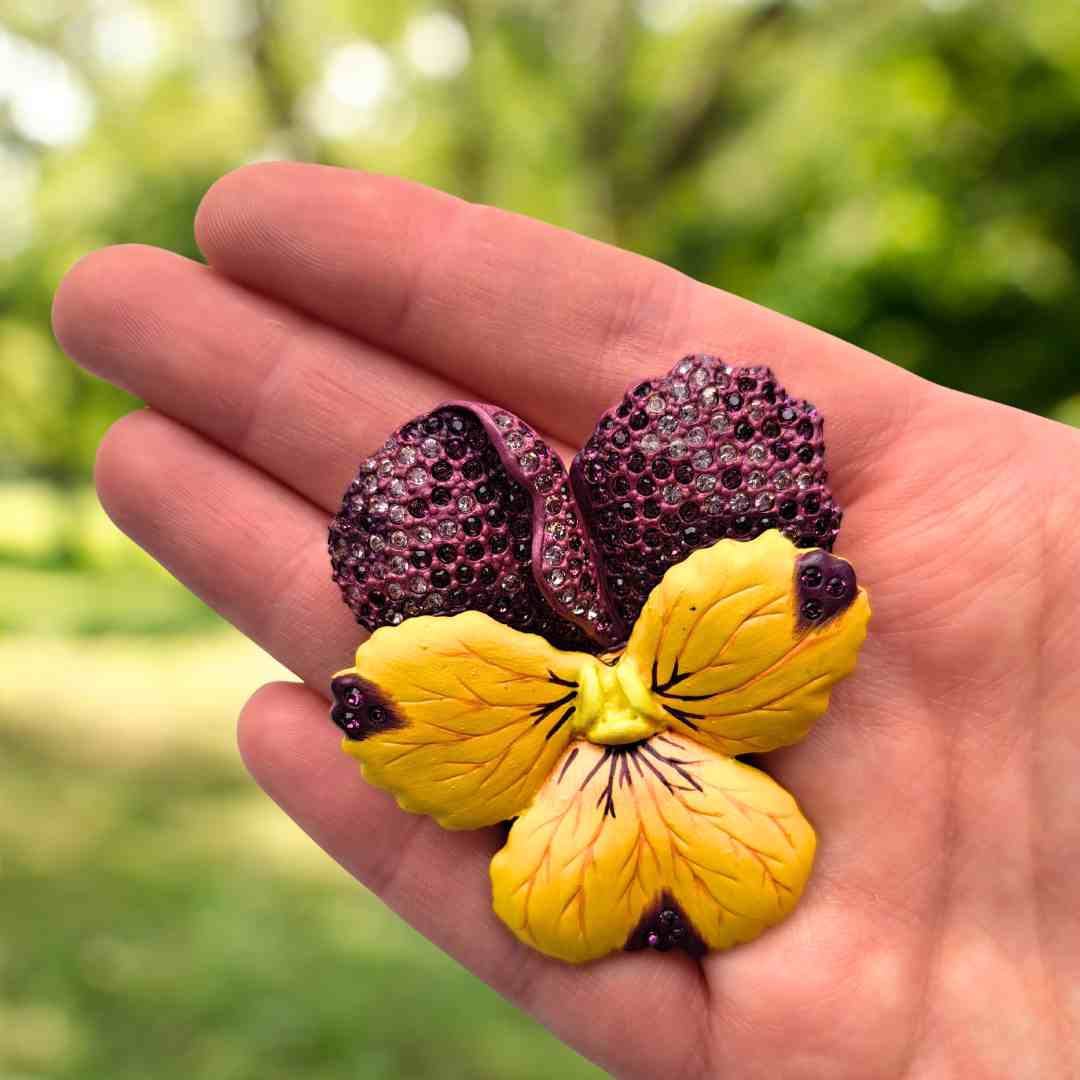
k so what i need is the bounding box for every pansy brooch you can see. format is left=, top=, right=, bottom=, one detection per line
left=327, top=354, right=870, bottom=963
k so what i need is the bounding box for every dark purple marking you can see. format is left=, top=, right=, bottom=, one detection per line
left=795, top=549, right=858, bottom=631
left=625, top=892, right=707, bottom=958
left=329, top=673, right=405, bottom=742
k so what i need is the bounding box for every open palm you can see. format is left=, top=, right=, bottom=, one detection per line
left=54, top=164, right=1080, bottom=1079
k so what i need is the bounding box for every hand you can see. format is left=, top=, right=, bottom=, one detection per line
left=54, top=163, right=1080, bottom=1079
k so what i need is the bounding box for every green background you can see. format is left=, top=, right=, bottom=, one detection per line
left=1, top=1, right=1078, bottom=1077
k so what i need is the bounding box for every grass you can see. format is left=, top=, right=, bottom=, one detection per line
left=0, top=611, right=603, bottom=1078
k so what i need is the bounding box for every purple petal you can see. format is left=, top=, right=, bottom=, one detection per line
left=328, top=403, right=622, bottom=650
left=570, top=354, right=842, bottom=632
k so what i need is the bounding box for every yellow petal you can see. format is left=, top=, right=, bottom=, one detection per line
left=490, top=732, right=815, bottom=963
left=621, top=531, right=870, bottom=754
left=337, top=611, right=599, bottom=829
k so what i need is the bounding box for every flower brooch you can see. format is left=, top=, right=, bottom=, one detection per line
left=327, top=354, right=870, bottom=963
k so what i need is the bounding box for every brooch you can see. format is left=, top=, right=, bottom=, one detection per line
left=326, top=354, right=870, bottom=963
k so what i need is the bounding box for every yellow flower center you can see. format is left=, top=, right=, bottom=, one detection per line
left=573, top=656, right=668, bottom=745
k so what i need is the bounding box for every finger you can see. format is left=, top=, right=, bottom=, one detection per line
left=195, top=162, right=929, bottom=492
left=238, top=679, right=708, bottom=1080
left=55, top=245, right=573, bottom=514
left=95, top=408, right=356, bottom=686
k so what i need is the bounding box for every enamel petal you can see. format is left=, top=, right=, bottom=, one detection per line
left=335, top=610, right=600, bottom=829
left=622, top=530, right=870, bottom=755
left=490, top=732, right=816, bottom=963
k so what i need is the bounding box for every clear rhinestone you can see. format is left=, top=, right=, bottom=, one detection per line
left=362, top=474, right=379, bottom=494
left=676, top=359, right=694, bottom=376
left=692, top=450, right=713, bottom=470
left=646, top=394, right=666, bottom=415
left=350, top=495, right=366, bottom=512
left=641, top=433, right=661, bottom=453
left=587, top=607, right=600, bottom=622
left=747, top=470, right=765, bottom=490
left=687, top=426, right=707, bottom=447
left=414, top=526, right=433, bottom=544
left=543, top=544, right=564, bottom=564
left=361, top=458, right=377, bottom=473
left=666, top=439, right=688, bottom=459
left=680, top=403, right=700, bottom=423
left=755, top=492, right=775, bottom=510
left=406, top=467, right=427, bottom=487
left=501, top=574, right=522, bottom=593
left=519, top=452, right=540, bottom=472
left=565, top=509, right=578, bottom=527
left=425, top=592, right=444, bottom=611
left=706, top=495, right=726, bottom=515
left=388, top=505, right=406, bottom=524
left=390, top=530, right=408, bottom=548
left=547, top=568, right=566, bottom=588
left=370, top=497, right=389, bottom=516
left=663, top=483, right=682, bottom=503
left=384, top=437, right=399, bottom=452
left=545, top=497, right=563, bottom=515
left=749, top=404, right=765, bottom=423
left=457, top=493, right=476, bottom=513
left=546, top=521, right=568, bottom=540
left=669, top=380, right=689, bottom=402
left=420, top=438, right=440, bottom=458
left=350, top=543, right=366, bottom=560
left=797, top=472, right=813, bottom=491
left=748, top=443, right=767, bottom=463
left=775, top=469, right=793, bottom=489
left=695, top=473, right=717, bottom=493
left=558, top=588, right=576, bottom=605
left=398, top=446, right=417, bottom=467
left=658, top=414, right=678, bottom=435
left=370, top=535, right=386, bottom=553
left=410, top=577, right=429, bottom=595
left=389, top=612, right=404, bottom=626
left=690, top=368, right=710, bottom=389
left=505, top=431, right=524, bottom=452
left=377, top=459, right=394, bottom=477
left=709, top=413, right=729, bottom=434
left=701, top=386, right=720, bottom=407
left=730, top=493, right=750, bottom=512
left=493, top=413, right=513, bottom=431
left=390, top=556, right=407, bottom=574
left=387, top=583, right=404, bottom=600
left=438, top=520, right=459, bottom=538
left=388, top=478, right=406, bottom=498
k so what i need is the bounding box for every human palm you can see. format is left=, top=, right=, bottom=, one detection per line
left=54, top=163, right=1080, bottom=1079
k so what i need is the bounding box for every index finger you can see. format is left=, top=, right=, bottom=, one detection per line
left=194, top=163, right=928, bottom=493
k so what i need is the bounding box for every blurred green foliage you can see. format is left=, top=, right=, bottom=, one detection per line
left=2, top=0, right=1079, bottom=500
left=2, top=1, right=1079, bottom=1076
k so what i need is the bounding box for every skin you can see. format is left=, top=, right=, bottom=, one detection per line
left=53, top=162, right=1080, bottom=1080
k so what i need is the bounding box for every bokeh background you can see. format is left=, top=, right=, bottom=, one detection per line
left=2, top=0, right=1079, bottom=1077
